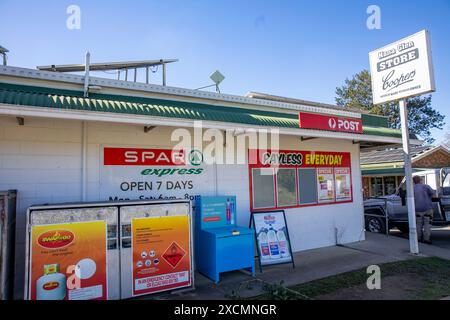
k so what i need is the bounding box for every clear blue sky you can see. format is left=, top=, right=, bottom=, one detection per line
left=1, top=0, right=449, bottom=143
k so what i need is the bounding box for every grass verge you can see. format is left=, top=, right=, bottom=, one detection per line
left=249, top=257, right=450, bottom=300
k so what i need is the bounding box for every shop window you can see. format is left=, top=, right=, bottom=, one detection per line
left=370, top=177, right=383, bottom=197
left=252, top=168, right=276, bottom=209
left=276, top=168, right=297, bottom=207
left=298, top=169, right=318, bottom=204
left=383, top=176, right=397, bottom=195
left=249, top=150, right=353, bottom=210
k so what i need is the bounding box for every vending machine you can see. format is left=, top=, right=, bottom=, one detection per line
left=194, top=196, right=255, bottom=283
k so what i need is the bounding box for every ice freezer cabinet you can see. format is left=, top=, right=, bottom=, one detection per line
left=194, top=196, right=255, bottom=283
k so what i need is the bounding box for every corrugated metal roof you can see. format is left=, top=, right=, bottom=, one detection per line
left=0, top=82, right=405, bottom=138
left=360, top=145, right=432, bottom=165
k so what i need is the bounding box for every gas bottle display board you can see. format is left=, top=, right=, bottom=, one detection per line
left=251, top=210, right=294, bottom=270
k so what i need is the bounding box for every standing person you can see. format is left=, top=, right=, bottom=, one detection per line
left=413, top=176, right=435, bottom=244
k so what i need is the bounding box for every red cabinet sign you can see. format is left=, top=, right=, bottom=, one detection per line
left=104, top=148, right=185, bottom=166
left=298, top=112, right=363, bottom=134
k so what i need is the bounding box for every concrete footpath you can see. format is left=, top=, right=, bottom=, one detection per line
left=148, top=233, right=450, bottom=300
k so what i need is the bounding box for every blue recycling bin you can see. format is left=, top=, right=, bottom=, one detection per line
left=194, top=196, right=255, bottom=283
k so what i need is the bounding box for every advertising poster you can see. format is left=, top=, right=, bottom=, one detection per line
left=100, top=147, right=213, bottom=202
left=335, top=168, right=352, bottom=201
left=252, top=211, right=293, bottom=267
left=30, top=221, right=107, bottom=300
left=132, top=215, right=191, bottom=296
left=317, top=168, right=335, bottom=203
left=199, top=196, right=236, bottom=229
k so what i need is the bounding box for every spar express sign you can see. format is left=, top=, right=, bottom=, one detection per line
left=369, top=30, right=435, bottom=104
left=298, top=112, right=363, bottom=134
left=100, top=147, right=212, bottom=202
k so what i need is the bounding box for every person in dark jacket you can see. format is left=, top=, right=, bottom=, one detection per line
left=413, top=176, right=435, bottom=244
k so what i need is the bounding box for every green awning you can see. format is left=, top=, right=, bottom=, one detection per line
left=362, top=168, right=406, bottom=175
left=0, top=82, right=404, bottom=139
left=361, top=167, right=427, bottom=175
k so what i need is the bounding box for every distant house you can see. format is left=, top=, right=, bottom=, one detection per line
left=361, top=145, right=450, bottom=198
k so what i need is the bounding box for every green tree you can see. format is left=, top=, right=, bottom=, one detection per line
left=335, top=70, right=445, bottom=144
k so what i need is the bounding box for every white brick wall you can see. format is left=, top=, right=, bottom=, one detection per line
left=0, top=115, right=365, bottom=298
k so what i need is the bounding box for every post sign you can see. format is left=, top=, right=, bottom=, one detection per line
left=131, top=215, right=191, bottom=296
left=298, top=112, right=363, bottom=134
left=29, top=221, right=108, bottom=300
left=369, top=30, right=435, bottom=105
left=100, top=146, right=214, bottom=202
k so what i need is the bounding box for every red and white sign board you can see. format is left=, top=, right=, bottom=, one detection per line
left=104, top=148, right=186, bottom=166
left=298, top=112, right=363, bottom=134
left=100, top=146, right=213, bottom=202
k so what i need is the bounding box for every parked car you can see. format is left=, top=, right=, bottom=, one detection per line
left=364, top=168, right=450, bottom=233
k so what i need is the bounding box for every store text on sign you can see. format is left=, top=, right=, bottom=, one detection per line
left=298, top=112, right=363, bottom=134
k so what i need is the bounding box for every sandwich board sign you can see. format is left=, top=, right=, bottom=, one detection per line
left=369, top=30, right=435, bottom=105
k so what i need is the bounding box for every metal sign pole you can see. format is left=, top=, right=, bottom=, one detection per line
left=399, top=99, right=419, bottom=254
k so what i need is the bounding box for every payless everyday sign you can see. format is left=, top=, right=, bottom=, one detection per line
left=369, top=30, right=435, bottom=105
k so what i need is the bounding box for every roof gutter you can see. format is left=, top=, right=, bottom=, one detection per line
left=0, top=103, right=422, bottom=146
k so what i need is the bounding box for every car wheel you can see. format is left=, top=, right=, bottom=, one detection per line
left=365, top=216, right=386, bottom=234
left=396, top=224, right=409, bottom=234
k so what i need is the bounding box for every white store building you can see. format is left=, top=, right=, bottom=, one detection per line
left=0, top=65, right=420, bottom=298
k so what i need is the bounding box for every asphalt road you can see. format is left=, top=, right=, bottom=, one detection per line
left=390, top=226, right=450, bottom=250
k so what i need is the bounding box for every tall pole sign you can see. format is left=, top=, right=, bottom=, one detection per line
left=369, top=30, right=436, bottom=254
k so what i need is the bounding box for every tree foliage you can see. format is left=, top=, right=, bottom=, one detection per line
left=335, top=70, right=445, bottom=144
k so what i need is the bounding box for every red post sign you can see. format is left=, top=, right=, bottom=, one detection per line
left=298, top=112, right=363, bottom=134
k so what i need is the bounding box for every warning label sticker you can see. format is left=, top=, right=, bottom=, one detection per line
left=162, top=242, right=186, bottom=268
left=134, top=271, right=189, bottom=291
